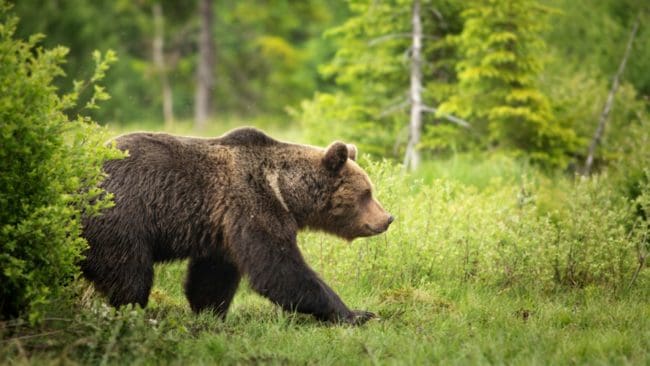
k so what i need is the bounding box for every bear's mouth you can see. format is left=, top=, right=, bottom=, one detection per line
left=363, top=224, right=388, bottom=235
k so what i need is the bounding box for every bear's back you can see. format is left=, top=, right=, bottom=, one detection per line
left=114, top=132, right=223, bottom=171
left=98, top=132, right=233, bottom=260
left=216, top=127, right=279, bottom=147
left=112, top=128, right=281, bottom=161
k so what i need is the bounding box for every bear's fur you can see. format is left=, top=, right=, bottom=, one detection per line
left=81, top=127, right=393, bottom=325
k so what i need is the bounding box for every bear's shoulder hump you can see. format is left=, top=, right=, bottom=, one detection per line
left=218, top=127, right=279, bottom=147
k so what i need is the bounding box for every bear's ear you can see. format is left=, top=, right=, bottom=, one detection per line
left=323, top=141, right=349, bottom=172
left=347, top=144, right=357, bottom=161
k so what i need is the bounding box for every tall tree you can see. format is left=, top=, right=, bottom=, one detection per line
left=583, top=17, right=640, bottom=175
left=152, top=2, right=174, bottom=129
left=403, top=0, right=424, bottom=171
left=195, top=0, right=215, bottom=129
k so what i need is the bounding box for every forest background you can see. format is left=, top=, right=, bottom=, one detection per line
left=12, top=0, right=650, bottom=168
left=1, top=0, right=649, bottom=364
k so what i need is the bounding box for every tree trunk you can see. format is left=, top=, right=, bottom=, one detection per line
left=583, top=18, right=639, bottom=175
left=152, top=3, right=174, bottom=129
left=195, top=0, right=215, bottom=130
left=403, top=0, right=423, bottom=171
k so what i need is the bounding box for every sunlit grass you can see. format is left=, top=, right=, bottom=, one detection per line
left=143, top=257, right=648, bottom=365
left=3, top=275, right=648, bottom=365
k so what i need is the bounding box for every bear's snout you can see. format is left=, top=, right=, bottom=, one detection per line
left=378, top=214, right=395, bottom=232
left=361, top=210, right=394, bottom=236
left=357, top=197, right=394, bottom=236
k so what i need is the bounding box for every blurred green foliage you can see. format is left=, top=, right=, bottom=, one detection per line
left=0, top=3, right=122, bottom=322
left=11, top=0, right=346, bottom=124
left=10, top=0, right=648, bottom=173
left=544, top=0, right=650, bottom=98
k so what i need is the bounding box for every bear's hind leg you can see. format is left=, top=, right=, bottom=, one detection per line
left=107, top=264, right=154, bottom=308
left=83, top=250, right=154, bottom=309
left=184, top=254, right=241, bottom=318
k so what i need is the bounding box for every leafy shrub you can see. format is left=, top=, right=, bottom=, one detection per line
left=610, top=105, right=650, bottom=207
left=544, top=177, right=636, bottom=288
left=0, top=3, right=121, bottom=322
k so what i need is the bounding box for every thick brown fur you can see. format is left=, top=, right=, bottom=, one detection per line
left=81, top=127, right=393, bottom=325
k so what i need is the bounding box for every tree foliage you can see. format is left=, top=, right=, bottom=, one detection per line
left=298, top=0, right=647, bottom=171
left=438, top=0, right=579, bottom=167
left=0, top=3, right=121, bottom=322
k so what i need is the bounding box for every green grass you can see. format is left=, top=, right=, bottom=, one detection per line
left=162, top=268, right=649, bottom=365
left=2, top=268, right=648, bottom=365
left=2, top=122, right=648, bottom=365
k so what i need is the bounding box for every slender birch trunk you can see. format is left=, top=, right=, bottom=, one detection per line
left=584, top=18, right=639, bottom=175
left=152, top=3, right=174, bottom=129
left=195, top=0, right=215, bottom=130
left=403, top=0, right=423, bottom=171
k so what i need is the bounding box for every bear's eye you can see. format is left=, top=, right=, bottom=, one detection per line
left=360, top=189, right=372, bottom=201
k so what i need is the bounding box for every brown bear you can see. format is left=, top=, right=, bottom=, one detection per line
left=81, top=127, right=393, bottom=325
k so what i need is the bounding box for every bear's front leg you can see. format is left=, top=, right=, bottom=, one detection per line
left=228, top=225, right=374, bottom=325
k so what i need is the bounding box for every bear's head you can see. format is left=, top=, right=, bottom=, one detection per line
left=309, top=141, right=394, bottom=241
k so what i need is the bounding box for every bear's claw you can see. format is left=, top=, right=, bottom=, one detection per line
left=345, top=310, right=376, bottom=325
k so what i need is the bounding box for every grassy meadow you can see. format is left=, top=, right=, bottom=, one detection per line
left=1, top=122, right=648, bottom=365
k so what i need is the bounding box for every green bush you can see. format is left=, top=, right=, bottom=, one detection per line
left=0, top=3, right=121, bottom=322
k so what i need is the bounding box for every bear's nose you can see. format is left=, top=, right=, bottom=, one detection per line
left=387, top=215, right=395, bottom=225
